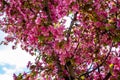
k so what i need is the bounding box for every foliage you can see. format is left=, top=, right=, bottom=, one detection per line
left=0, top=0, right=120, bottom=80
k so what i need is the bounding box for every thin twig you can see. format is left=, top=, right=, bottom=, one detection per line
left=74, top=42, right=80, bottom=54
left=65, top=65, right=72, bottom=80
left=103, top=72, right=111, bottom=80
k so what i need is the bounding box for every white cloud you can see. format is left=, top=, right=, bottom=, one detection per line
left=0, top=73, right=12, bottom=80
left=0, top=45, right=35, bottom=68
left=0, top=30, right=36, bottom=80
left=0, top=44, right=35, bottom=80
left=0, top=65, right=28, bottom=80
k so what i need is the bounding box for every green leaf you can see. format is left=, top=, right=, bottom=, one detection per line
left=113, top=37, right=120, bottom=42
left=81, top=76, right=85, bottom=80
left=109, top=64, right=114, bottom=68
left=109, top=64, right=114, bottom=75
left=58, top=40, right=65, bottom=48
left=31, top=71, right=36, bottom=77
left=38, top=35, right=45, bottom=43
left=17, top=73, right=23, bottom=80
left=105, top=25, right=115, bottom=31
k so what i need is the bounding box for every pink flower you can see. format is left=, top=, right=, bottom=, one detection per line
left=35, top=17, right=41, bottom=25
left=110, top=7, right=118, bottom=14
left=95, top=22, right=102, bottom=28
left=117, top=20, right=120, bottom=28
left=13, top=74, right=17, bottom=80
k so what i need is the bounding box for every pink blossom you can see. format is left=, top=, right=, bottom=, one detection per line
left=35, top=17, right=41, bottom=25
left=117, top=20, right=120, bottom=28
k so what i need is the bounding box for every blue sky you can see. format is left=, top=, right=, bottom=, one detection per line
left=0, top=30, right=35, bottom=80
left=0, top=64, right=15, bottom=74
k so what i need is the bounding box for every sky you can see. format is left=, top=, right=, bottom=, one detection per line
left=0, top=30, right=35, bottom=80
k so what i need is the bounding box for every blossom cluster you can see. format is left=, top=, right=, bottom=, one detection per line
left=0, top=0, right=120, bottom=80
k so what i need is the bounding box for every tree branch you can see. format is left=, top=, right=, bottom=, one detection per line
left=43, top=0, right=52, bottom=25
left=103, top=72, right=111, bottom=80
left=79, top=43, right=113, bottom=78
left=65, top=65, right=72, bottom=80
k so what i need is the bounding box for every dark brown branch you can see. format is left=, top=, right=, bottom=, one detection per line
left=43, top=0, right=52, bottom=25
left=103, top=72, right=111, bottom=80
left=65, top=65, right=72, bottom=80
